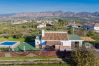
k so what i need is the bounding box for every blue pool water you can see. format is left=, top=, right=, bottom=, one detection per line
left=0, top=41, right=16, bottom=45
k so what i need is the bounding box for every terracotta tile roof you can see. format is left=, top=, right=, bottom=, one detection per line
left=42, top=32, right=68, bottom=40
left=81, top=37, right=95, bottom=42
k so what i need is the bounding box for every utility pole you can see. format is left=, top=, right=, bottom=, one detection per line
left=24, top=46, right=25, bottom=52
left=12, top=48, right=14, bottom=51
left=73, top=21, right=75, bottom=35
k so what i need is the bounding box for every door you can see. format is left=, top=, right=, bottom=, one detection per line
left=71, top=41, right=79, bottom=49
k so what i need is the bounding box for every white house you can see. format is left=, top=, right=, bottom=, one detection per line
left=12, top=20, right=28, bottom=24
left=35, top=30, right=84, bottom=51
left=37, top=23, right=46, bottom=29
left=94, top=23, right=99, bottom=33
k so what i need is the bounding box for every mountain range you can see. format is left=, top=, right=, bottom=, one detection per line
left=0, top=11, right=99, bottom=22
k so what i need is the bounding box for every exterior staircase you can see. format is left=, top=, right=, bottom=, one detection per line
left=5, top=52, right=11, bottom=57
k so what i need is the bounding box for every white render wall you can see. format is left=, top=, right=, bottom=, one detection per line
left=61, top=41, right=71, bottom=46
left=94, top=27, right=99, bottom=33
left=61, top=40, right=83, bottom=47
left=35, top=39, right=40, bottom=46
left=37, top=24, right=46, bottom=29
left=94, top=27, right=99, bottom=30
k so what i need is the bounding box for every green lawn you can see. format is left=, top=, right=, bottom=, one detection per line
left=0, top=37, right=25, bottom=42
left=8, top=37, right=25, bottom=42
left=0, top=56, right=57, bottom=61
left=0, top=57, right=70, bottom=66
left=95, top=39, right=99, bottom=42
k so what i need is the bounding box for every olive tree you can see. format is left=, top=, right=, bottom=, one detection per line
left=72, top=48, right=97, bottom=66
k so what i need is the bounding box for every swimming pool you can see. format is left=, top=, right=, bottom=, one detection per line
left=0, top=41, right=16, bottom=46
left=0, top=41, right=20, bottom=48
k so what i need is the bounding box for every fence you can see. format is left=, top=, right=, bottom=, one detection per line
left=0, top=51, right=57, bottom=57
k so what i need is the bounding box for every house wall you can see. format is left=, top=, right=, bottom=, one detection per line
left=94, top=27, right=99, bottom=33
left=37, top=24, right=46, bottom=29
left=61, top=40, right=71, bottom=46
left=35, top=39, right=40, bottom=48
left=83, top=25, right=94, bottom=30
left=35, top=40, right=40, bottom=46
left=61, top=40, right=83, bottom=47
left=94, top=27, right=99, bottom=30
left=70, top=40, right=83, bottom=46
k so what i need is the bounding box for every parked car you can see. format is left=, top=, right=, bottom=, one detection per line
left=95, top=43, right=99, bottom=49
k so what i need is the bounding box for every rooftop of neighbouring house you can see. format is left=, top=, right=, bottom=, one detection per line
left=94, top=23, right=99, bottom=27
left=84, top=22, right=95, bottom=25
left=81, top=37, right=95, bottom=42
left=42, top=31, right=68, bottom=40
left=68, top=22, right=82, bottom=26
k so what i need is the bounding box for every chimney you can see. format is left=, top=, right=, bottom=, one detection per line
left=42, top=29, right=45, bottom=37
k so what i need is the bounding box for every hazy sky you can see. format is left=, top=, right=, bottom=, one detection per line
left=0, top=0, right=99, bottom=14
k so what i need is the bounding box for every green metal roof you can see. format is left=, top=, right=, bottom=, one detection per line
left=68, top=34, right=81, bottom=40
left=14, top=42, right=40, bottom=51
